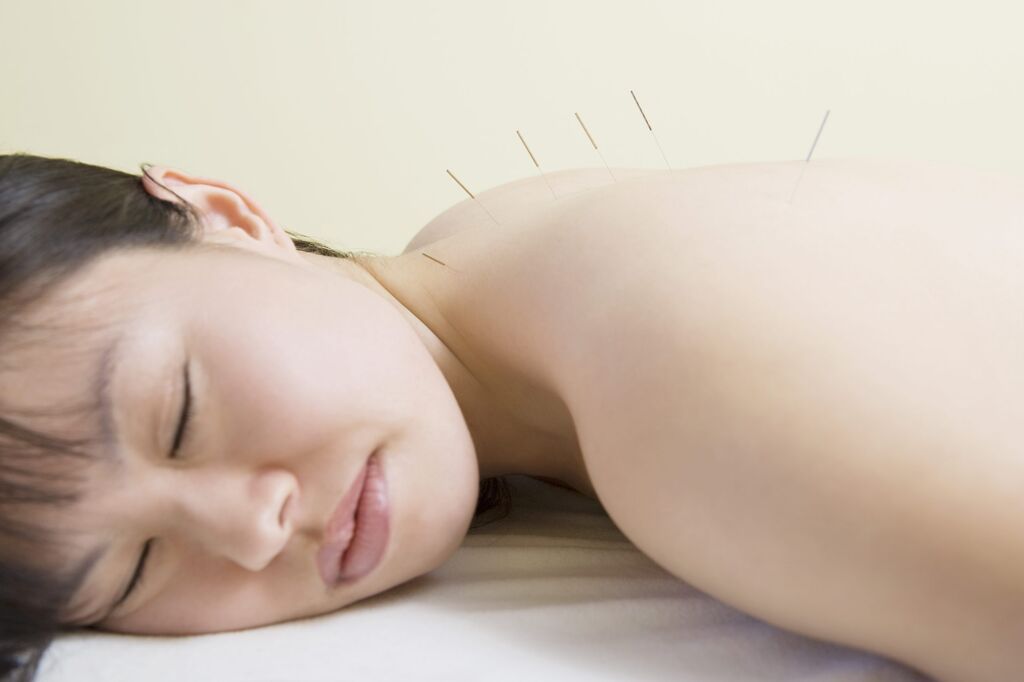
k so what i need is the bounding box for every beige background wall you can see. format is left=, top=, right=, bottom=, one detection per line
left=2, top=0, right=1021, bottom=255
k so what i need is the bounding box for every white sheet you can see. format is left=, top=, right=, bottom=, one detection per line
left=38, top=475, right=933, bottom=681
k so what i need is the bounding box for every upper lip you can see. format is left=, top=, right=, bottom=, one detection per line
left=316, top=453, right=373, bottom=586
left=325, top=461, right=370, bottom=542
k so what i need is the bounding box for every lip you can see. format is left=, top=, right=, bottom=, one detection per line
left=316, top=450, right=390, bottom=588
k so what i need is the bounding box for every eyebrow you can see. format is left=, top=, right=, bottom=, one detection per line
left=72, top=334, right=134, bottom=625
left=94, top=334, right=124, bottom=470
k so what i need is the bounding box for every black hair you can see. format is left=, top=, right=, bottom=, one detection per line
left=0, top=153, right=511, bottom=682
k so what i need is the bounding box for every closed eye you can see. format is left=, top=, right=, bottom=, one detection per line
left=114, top=361, right=190, bottom=612
left=170, top=359, right=192, bottom=457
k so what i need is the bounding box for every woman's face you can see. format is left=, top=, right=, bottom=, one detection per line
left=12, top=177, right=481, bottom=635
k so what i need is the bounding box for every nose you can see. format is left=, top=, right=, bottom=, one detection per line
left=165, top=465, right=300, bottom=572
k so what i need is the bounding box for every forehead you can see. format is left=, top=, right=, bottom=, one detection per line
left=4, top=243, right=245, bottom=362
left=0, top=247, right=200, bottom=486
left=1, top=242, right=300, bottom=473
left=5, top=248, right=180, bottom=353
left=1, top=241, right=283, bottom=418
left=0, top=242, right=284, bottom=468
left=0, top=255, right=146, bottom=480
left=1, top=248, right=162, bottom=398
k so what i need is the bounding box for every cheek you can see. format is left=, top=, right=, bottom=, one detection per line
left=101, top=554, right=314, bottom=636
left=198, top=306, right=414, bottom=464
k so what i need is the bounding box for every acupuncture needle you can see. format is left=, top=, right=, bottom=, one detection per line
left=445, top=168, right=502, bottom=227
left=574, top=112, right=616, bottom=182
left=417, top=168, right=501, bottom=271
left=420, top=252, right=454, bottom=270
left=630, top=89, right=672, bottom=170
left=516, top=129, right=559, bottom=200
left=788, top=109, right=831, bottom=205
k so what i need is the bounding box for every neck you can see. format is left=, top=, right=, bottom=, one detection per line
left=297, top=247, right=592, bottom=498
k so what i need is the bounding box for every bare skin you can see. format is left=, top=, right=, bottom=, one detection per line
left=401, top=158, right=1024, bottom=682
left=23, top=158, right=1023, bottom=681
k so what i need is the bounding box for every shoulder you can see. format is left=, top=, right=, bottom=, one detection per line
left=401, top=167, right=665, bottom=254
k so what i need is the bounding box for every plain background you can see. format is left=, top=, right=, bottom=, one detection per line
left=2, top=0, right=1022, bottom=256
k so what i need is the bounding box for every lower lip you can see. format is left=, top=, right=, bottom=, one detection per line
left=320, top=453, right=391, bottom=587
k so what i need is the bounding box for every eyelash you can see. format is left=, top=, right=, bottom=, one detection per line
left=170, top=363, right=193, bottom=458
left=117, top=363, right=193, bottom=611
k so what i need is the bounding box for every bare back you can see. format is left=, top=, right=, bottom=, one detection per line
left=406, top=159, right=1024, bottom=681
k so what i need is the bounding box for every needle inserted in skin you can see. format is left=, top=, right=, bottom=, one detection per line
left=575, top=112, right=616, bottom=182
left=418, top=168, right=500, bottom=271
left=630, top=89, right=672, bottom=170
left=420, top=248, right=466, bottom=273
left=516, top=129, right=559, bottom=200
left=788, top=109, right=831, bottom=205
left=445, top=168, right=502, bottom=227
left=421, top=252, right=451, bottom=268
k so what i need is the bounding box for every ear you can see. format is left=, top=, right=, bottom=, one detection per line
left=140, top=165, right=301, bottom=262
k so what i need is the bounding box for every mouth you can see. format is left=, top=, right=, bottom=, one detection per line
left=316, top=449, right=391, bottom=588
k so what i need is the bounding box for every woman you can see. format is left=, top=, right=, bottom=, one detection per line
left=1, top=154, right=1021, bottom=682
